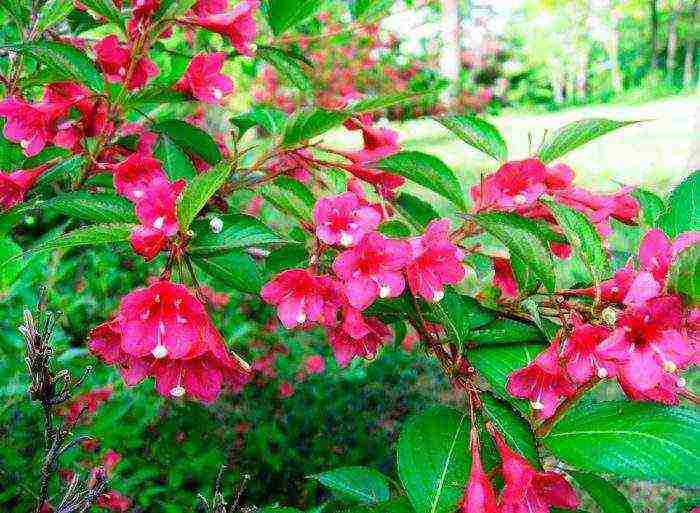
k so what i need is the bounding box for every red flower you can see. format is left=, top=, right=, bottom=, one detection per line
left=460, top=426, right=498, bottom=513
left=133, top=177, right=186, bottom=237
left=560, top=314, right=615, bottom=383
left=62, top=386, right=113, bottom=424
left=313, top=191, right=382, bottom=247
left=490, top=428, right=579, bottom=513
left=507, top=340, right=576, bottom=418
left=191, top=0, right=228, bottom=16
left=186, top=0, right=259, bottom=56
left=326, top=316, right=391, bottom=367
left=102, top=449, right=121, bottom=475
left=492, top=257, right=518, bottom=299
left=552, top=186, right=639, bottom=237
left=470, top=158, right=548, bottom=213
left=345, top=163, right=405, bottom=200
left=261, top=269, right=343, bottom=329
left=0, top=97, right=53, bottom=156
left=0, top=164, right=48, bottom=210
left=304, top=354, right=326, bottom=374
left=130, top=225, right=167, bottom=261
left=333, top=232, right=412, bottom=310
left=343, top=114, right=400, bottom=164
left=174, top=52, right=234, bottom=104
left=406, top=219, right=465, bottom=302
left=278, top=380, right=294, bottom=398
left=112, top=150, right=168, bottom=201
left=96, top=491, right=131, bottom=512
left=94, top=35, right=158, bottom=90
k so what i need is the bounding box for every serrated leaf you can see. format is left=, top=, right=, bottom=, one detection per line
left=154, top=136, right=196, bottom=182
left=376, top=151, right=466, bottom=210
left=435, top=115, right=507, bottom=162
left=397, top=405, right=470, bottom=513
left=78, top=0, right=124, bottom=29
left=395, top=193, right=440, bottom=230
left=282, top=108, right=350, bottom=147
left=0, top=237, right=23, bottom=289
left=4, top=41, right=104, bottom=92
left=350, top=0, right=395, bottom=20
left=192, top=251, right=264, bottom=294
left=257, top=46, right=313, bottom=92
left=469, top=318, right=546, bottom=345
left=350, top=91, right=438, bottom=114
left=425, top=290, right=495, bottom=348
left=176, top=162, right=231, bottom=230
left=568, top=471, right=633, bottom=513
left=311, top=467, right=391, bottom=504
left=34, top=155, right=86, bottom=188
left=474, top=212, right=556, bottom=292
left=43, top=192, right=137, bottom=223
left=657, top=171, right=699, bottom=238
left=35, top=0, right=74, bottom=33
left=481, top=393, right=539, bottom=465
left=544, top=401, right=700, bottom=487
left=231, top=106, right=287, bottom=136
left=378, top=220, right=411, bottom=237
left=189, top=214, right=287, bottom=255
left=667, top=243, right=700, bottom=306
left=631, top=187, right=665, bottom=227
left=265, top=243, right=308, bottom=274
left=258, top=176, right=316, bottom=221
left=263, top=0, right=323, bottom=35
left=537, top=119, right=639, bottom=164
left=541, top=198, right=611, bottom=288
left=0, top=200, right=40, bottom=235
left=152, top=120, right=223, bottom=165
left=124, top=88, right=191, bottom=109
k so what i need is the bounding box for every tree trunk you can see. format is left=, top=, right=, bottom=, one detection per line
left=610, top=7, right=623, bottom=92
left=666, top=1, right=679, bottom=74
left=650, top=0, right=659, bottom=70
left=550, top=60, right=565, bottom=104
left=576, top=51, right=589, bottom=100
left=684, top=0, right=699, bottom=87
left=439, top=0, right=461, bottom=110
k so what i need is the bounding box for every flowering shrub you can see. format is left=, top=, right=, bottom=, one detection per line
left=1, top=0, right=699, bottom=512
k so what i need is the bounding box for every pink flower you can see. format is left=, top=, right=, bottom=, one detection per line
left=133, top=178, right=186, bottom=237
left=278, top=380, right=294, bottom=398
left=460, top=426, right=498, bottom=513
left=94, top=35, right=158, bottom=90
left=492, top=257, right=518, bottom=299
left=187, top=0, right=259, bottom=56
left=637, top=228, right=673, bottom=284
left=268, top=149, right=313, bottom=183
left=96, top=491, right=131, bottom=512
left=571, top=265, right=636, bottom=304
left=304, top=354, right=326, bottom=374
left=333, top=232, right=412, bottom=310
left=313, top=191, right=382, bottom=247
left=191, top=0, right=228, bottom=16
left=326, top=316, right=391, bottom=367
left=174, top=52, right=234, bottom=104
left=261, top=269, right=342, bottom=328
left=471, top=158, right=548, bottom=213
left=345, top=163, right=405, bottom=200
left=343, top=114, right=400, bottom=164
left=112, top=151, right=168, bottom=201
left=130, top=225, right=167, bottom=261
left=406, top=219, right=465, bottom=302
left=61, top=386, right=112, bottom=424
left=0, top=97, right=53, bottom=156
left=507, top=340, right=576, bottom=418
left=102, top=449, right=122, bottom=475
left=490, top=428, right=579, bottom=513
left=0, top=164, right=48, bottom=210
left=560, top=314, right=615, bottom=383
left=618, top=372, right=687, bottom=406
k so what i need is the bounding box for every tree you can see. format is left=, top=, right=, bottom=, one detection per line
left=439, top=0, right=462, bottom=107
left=666, top=0, right=680, bottom=74
left=650, top=0, right=660, bottom=69
left=684, top=0, right=699, bottom=87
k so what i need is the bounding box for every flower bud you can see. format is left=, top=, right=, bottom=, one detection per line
left=210, top=216, right=224, bottom=234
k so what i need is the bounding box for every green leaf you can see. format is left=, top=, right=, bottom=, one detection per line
left=35, top=0, right=74, bottom=33
left=265, top=243, right=308, bottom=274
left=541, top=198, right=612, bottom=288
left=0, top=237, right=23, bottom=290
left=426, top=290, right=495, bottom=348
left=378, top=220, right=411, bottom=238
left=631, top=188, right=666, bottom=227
left=667, top=243, right=700, bottom=306
left=78, top=0, right=124, bottom=29
left=34, top=155, right=86, bottom=188
left=467, top=343, right=545, bottom=416
left=395, top=193, right=440, bottom=230
left=43, top=192, right=137, bottom=223
left=154, top=0, right=196, bottom=21
left=350, top=91, right=439, bottom=114
left=544, top=401, right=700, bottom=487
left=657, top=170, right=699, bottom=238
left=258, top=176, right=316, bottom=221
left=350, top=0, right=395, bottom=20
left=154, top=136, right=196, bottom=182
left=474, top=212, right=556, bottom=292
left=189, top=214, right=287, bottom=255
left=232, top=106, right=287, bottom=136
left=124, top=88, right=191, bottom=109
left=537, top=119, right=639, bottom=164
left=257, top=46, right=313, bottom=92
left=481, top=393, right=539, bottom=465
left=152, top=120, right=223, bottom=165
left=11, top=223, right=135, bottom=262
left=282, top=108, right=349, bottom=147
left=510, top=254, right=541, bottom=297
left=0, top=200, right=39, bottom=235
left=469, top=318, right=546, bottom=346
left=192, top=251, right=264, bottom=294
left=568, top=471, right=633, bottom=513
left=435, top=115, right=507, bottom=162
left=397, top=405, right=470, bottom=513
left=263, top=0, right=323, bottom=35
left=311, top=466, right=391, bottom=504
left=4, top=41, right=104, bottom=92
left=176, top=162, right=231, bottom=231
left=376, top=151, right=466, bottom=210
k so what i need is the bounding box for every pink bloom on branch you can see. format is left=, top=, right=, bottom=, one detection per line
left=130, top=225, right=167, bottom=261
left=0, top=97, right=53, bottom=156
left=326, top=316, right=391, bottom=367
left=191, top=0, right=228, bottom=16
left=96, top=491, right=131, bottom=512
left=345, top=163, right=405, bottom=200
left=460, top=427, right=498, bottom=513
left=261, top=269, right=342, bottom=329
left=112, top=151, right=168, bottom=201
left=507, top=340, right=576, bottom=418
left=94, top=35, right=158, bottom=90
left=313, top=191, right=382, bottom=247
left=0, top=164, right=49, bottom=210
left=490, top=428, right=579, bottom=513
left=470, top=158, right=548, bottom=213
left=304, top=354, right=326, bottom=374
left=492, top=257, right=518, bottom=299
left=174, top=52, right=234, bottom=104
left=560, top=314, right=615, bottom=383
left=278, top=380, right=294, bottom=398
left=343, top=114, right=400, bottom=164
left=134, top=178, right=186, bottom=237
left=102, top=449, right=122, bottom=475
left=187, top=0, right=259, bottom=56
left=333, top=232, right=412, bottom=310
left=406, top=219, right=465, bottom=302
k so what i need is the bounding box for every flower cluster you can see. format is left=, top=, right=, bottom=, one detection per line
left=89, top=280, right=250, bottom=402
left=508, top=228, right=699, bottom=418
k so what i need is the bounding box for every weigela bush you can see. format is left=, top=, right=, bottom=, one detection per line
left=1, top=0, right=698, bottom=512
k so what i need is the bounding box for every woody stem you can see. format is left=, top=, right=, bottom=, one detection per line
left=535, top=378, right=601, bottom=438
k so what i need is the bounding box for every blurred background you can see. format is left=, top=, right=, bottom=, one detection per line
left=1, top=1, right=699, bottom=512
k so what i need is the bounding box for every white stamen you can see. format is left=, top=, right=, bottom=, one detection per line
left=513, top=194, right=527, bottom=205
left=154, top=294, right=161, bottom=303
left=296, top=311, right=307, bottom=324
left=610, top=286, right=619, bottom=293
left=213, top=88, right=223, bottom=100
left=340, top=233, right=354, bottom=247
left=118, top=67, right=126, bottom=76
left=379, top=285, right=391, bottom=298
left=153, top=216, right=165, bottom=230
left=677, top=377, right=687, bottom=388
left=133, top=189, right=144, bottom=199
left=432, top=290, right=444, bottom=302
left=531, top=400, right=544, bottom=410
left=663, top=360, right=677, bottom=373
left=601, top=306, right=618, bottom=326
left=20, top=139, right=31, bottom=149
left=210, top=216, right=224, bottom=233
left=170, top=385, right=186, bottom=397
left=151, top=344, right=168, bottom=359
left=596, top=367, right=608, bottom=378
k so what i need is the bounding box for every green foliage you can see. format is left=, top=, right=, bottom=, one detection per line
left=394, top=193, right=440, bottom=230
left=189, top=214, right=288, bottom=254
left=43, top=192, right=137, bottom=223
left=152, top=120, right=223, bottom=166
left=435, top=115, right=507, bottom=162
left=192, top=251, right=264, bottom=293
left=311, top=467, right=391, bottom=504
left=176, top=162, right=232, bottom=231
left=263, top=0, right=324, bottom=35
left=667, top=243, right=700, bottom=306
left=154, top=137, right=197, bottom=182
left=569, top=471, right=633, bottom=513
left=657, top=171, right=699, bottom=237
left=257, top=46, right=313, bottom=92
left=35, top=0, right=74, bottom=33
left=259, top=176, right=316, bottom=221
